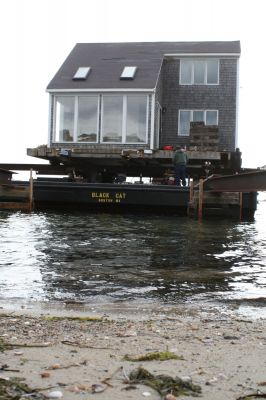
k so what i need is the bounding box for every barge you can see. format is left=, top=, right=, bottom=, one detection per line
left=31, top=179, right=260, bottom=219
left=1, top=41, right=265, bottom=218
left=0, top=174, right=260, bottom=219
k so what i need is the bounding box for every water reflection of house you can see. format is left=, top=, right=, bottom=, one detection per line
left=28, top=41, right=241, bottom=179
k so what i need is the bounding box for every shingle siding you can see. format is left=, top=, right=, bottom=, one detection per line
left=160, top=58, right=238, bottom=151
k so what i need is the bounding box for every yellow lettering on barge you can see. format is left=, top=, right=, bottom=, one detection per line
left=98, top=198, right=113, bottom=203
left=91, top=192, right=110, bottom=199
left=115, top=192, right=126, bottom=199
left=90, top=191, right=127, bottom=203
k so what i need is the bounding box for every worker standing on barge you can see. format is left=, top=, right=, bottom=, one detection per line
left=173, top=145, right=188, bottom=186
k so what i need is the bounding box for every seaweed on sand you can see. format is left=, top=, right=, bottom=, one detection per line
left=128, top=367, right=201, bottom=397
left=0, top=339, right=13, bottom=353
left=0, top=377, right=46, bottom=400
left=124, top=350, right=184, bottom=362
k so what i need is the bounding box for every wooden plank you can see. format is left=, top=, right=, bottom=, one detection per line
left=192, top=191, right=240, bottom=205
left=198, top=179, right=204, bottom=220
left=0, top=202, right=30, bottom=210
left=29, top=169, right=34, bottom=212
left=0, top=184, right=30, bottom=200
left=239, top=192, right=243, bottom=221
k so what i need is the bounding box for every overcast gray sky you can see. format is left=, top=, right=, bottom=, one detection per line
left=1, top=0, right=265, bottom=168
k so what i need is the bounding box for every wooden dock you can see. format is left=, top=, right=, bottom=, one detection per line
left=0, top=170, right=33, bottom=212
left=187, top=189, right=252, bottom=220
left=187, top=170, right=266, bottom=220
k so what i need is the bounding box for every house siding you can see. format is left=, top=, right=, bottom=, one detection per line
left=160, top=58, right=238, bottom=151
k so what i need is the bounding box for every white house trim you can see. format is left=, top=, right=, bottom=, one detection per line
left=150, top=93, right=156, bottom=150
left=235, top=58, right=240, bottom=148
left=154, top=59, right=164, bottom=91
left=48, top=94, right=52, bottom=146
left=47, top=88, right=155, bottom=93
left=164, top=53, right=240, bottom=57
left=73, top=97, right=79, bottom=142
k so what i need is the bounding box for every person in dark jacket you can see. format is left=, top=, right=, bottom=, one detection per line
left=173, top=146, right=188, bottom=186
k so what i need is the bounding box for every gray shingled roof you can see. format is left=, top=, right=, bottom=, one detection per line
left=47, top=41, right=241, bottom=91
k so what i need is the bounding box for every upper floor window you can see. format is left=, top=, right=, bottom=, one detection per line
left=180, top=59, right=219, bottom=85
left=178, top=109, right=218, bottom=136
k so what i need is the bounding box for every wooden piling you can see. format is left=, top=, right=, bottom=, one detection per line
left=189, top=178, right=194, bottom=202
left=29, top=169, right=34, bottom=212
left=239, top=192, right=243, bottom=221
left=198, top=179, right=204, bottom=220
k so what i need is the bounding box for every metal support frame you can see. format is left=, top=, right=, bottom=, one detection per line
left=204, top=170, right=266, bottom=192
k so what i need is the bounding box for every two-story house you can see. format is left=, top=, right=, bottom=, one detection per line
left=28, top=41, right=241, bottom=180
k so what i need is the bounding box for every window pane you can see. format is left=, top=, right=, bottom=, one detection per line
left=55, top=97, right=74, bottom=142
left=193, top=111, right=204, bottom=122
left=207, top=60, right=218, bottom=84
left=206, top=110, right=218, bottom=125
left=179, top=111, right=191, bottom=136
left=102, top=96, right=123, bottom=142
left=73, top=67, right=91, bottom=80
left=194, top=60, right=205, bottom=84
left=120, top=66, right=137, bottom=80
left=77, top=96, right=98, bottom=142
left=126, top=96, right=147, bottom=143
left=180, top=60, right=192, bottom=84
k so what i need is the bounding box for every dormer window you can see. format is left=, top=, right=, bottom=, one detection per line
left=120, top=66, right=137, bottom=80
left=73, top=67, right=91, bottom=80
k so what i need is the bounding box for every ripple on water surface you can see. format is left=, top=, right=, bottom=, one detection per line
left=0, top=193, right=266, bottom=316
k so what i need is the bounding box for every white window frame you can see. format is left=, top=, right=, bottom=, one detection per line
left=100, top=94, right=149, bottom=144
left=53, top=95, right=100, bottom=143
left=54, top=95, right=75, bottom=143
left=180, top=59, right=219, bottom=85
left=76, top=95, right=100, bottom=143
left=178, top=109, right=218, bottom=136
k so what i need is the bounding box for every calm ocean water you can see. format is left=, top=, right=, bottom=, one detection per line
left=0, top=193, right=266, bottom=317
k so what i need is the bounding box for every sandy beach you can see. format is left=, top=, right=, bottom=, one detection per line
left=0, top=302, right=266, bottom=400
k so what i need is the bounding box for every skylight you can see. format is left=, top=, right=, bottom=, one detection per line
left=73, top=67, right=91, bottom=80
left=120, top=66, right=137, bottom=80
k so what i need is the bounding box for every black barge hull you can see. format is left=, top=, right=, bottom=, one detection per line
left=1, top=180, right=257, bottom=218
left=33, top=181, right=189, bottom=213
left=30, top=181, right=257, bottom=218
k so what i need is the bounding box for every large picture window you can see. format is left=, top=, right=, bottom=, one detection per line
left=54, top=95, right=99, bottom=143
left=101, top=95, right=148, bottom=144
left=178, top=110, right=218, bottom=136
left=77, top=97, right=99, bottom=142
left=53, top=94, right=149, bottom=144
left=55, top=97, right=75, bottom=142
left=180, top=59, right=219, bottom=85
left=101, top=96, right=123, bottom=142
left=126, top=96, right=147, bottom=143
